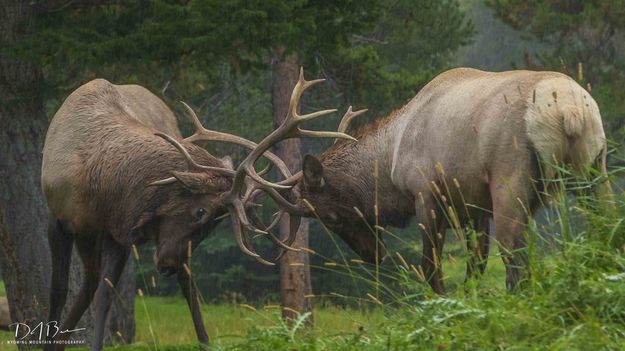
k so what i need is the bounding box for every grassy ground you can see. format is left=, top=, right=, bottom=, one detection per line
left=131, top=297, right=385, bottom=347
left=0, top=247, right=506, bottom=350
left=0, top=292, right=387, bottom=350
left=1, top=235, right=623, bottom=350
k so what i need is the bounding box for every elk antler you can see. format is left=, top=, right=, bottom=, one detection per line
left=233, top=106, right=366, bottom=188
left=230, top=68, right=356, bottom=191
left=216, top=68, right=357, bottom=264
left=232, top=106, right=366, bottom=190
left=334, top=106, right=367, bottom=144
left=152, top=68, right=357, bottom=265
left=154, top=132, right=236, bottom=176
left=180, top=101, right=292, bottom=181
left=231, top=88, right=369, bottom=258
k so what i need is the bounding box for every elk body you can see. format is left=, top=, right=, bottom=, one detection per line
left=41, top=70, right=352, bottom=350
left=41, top=79, right=231, bottom=350
left=297, top=68, right=609, bottom=293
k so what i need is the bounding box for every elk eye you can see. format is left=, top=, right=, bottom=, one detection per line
left=194, top=208, right=207, bottom=220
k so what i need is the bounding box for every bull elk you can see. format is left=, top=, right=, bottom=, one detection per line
left=249, top=68, right=610, bottom=294
left=41, top=69, right=352, bottom=350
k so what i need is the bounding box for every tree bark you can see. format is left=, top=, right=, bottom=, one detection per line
left=271, top=51, right=313, bottom=324
left=0, top=3, right=53, bottom=345
left=0, top=2, right=134, bottom=347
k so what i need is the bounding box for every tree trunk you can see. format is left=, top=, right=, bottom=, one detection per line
left=271, top=51, right=313, bottom=324
left=0, top=2, right=134, bottom=347
left=0, top=3, right=53, bottom=346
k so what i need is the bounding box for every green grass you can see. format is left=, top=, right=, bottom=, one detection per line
left=4, top=213, right=622, bottom=350
left=0, top=242, right=509, bottom=350
left=0, top=297, right=385, bottom=350
left=1, top=229, right=623, bottom=350
left=130, top=296, right=383, bottom=347
left=0, top=281, right=5, bottom=296
left=0, top=246, right=502, bottom=350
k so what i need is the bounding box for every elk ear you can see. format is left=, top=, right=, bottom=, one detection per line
left=172, top=171, right=226, bottom=194
left=303, top=154, right=323, bottom=188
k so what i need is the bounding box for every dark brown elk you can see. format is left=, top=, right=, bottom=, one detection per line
left=41, top=70, right=352, bottom=350
left=253, top=68, right=611, bottom=294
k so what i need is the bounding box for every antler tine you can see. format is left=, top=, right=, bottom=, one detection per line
left=298, top=130, right=357, bottom=140
left=242, top=186, right=296, bottom=234
left=247, top=206, right=266, bottom=229
left=262, top=210, right=284, bottom=233
left=245, top=237, right=275, bottom=265
left=273, top=214, right=303, bottom=261
left=243, top=163, right=292, bottom=190
left=180, top=101, right=292, bottom=181
left=282, top=68, right=357, bottom=140
left=232, top=197, right=301, bottom=265
left=240, top=182, right=301, bottom=252
left=287, top=68, right=324, bottom=117
left=232, top=197, right=267, bottom=236
left=230, top=210, right=262, bottom=259
left=256, top=186, right=303, bottom=214
left=148, top=177, right=178, bottom=186
left=231, top=68, right=357, bottom=192
left=240, top=184, right=302, bottom=251
left=247, top=208, right=300, bottom=252
left=334, top=106, right=367, bottom=144
left=240, top=184, right=297, bottom=231
left=257, top=163, right=272, bottom=176
left=276, top=171, right=303, bottom=187
left=155, top=132, right=235, bottom=175
left=253, top=212, right=300, bottom=252
left=285, top=214, right=302, bottom=247
left=181, top=101, right=206, bottom=138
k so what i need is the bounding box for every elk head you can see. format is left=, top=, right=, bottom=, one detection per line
left=141, top=155, right=234, bottom=276
left=299, top=153, right=386, bottom=264
left=242, top=102, right=386, bottom=264
left=295, top=106, right=385, bottom=264
left=149, top=68, right=356, bottom=272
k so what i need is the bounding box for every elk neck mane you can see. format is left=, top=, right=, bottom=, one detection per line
left=322, top=107, right=403, bottom=159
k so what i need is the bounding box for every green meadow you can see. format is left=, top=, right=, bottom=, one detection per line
left=0, top=295, right=386, bottom=350
left=2, top=217, right=624, bottom=351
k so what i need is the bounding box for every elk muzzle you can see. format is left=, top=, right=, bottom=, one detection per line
left=154, top=238, right=181, bottom=277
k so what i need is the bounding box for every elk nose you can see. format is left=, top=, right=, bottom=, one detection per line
left=158, top=266, right=178, bottom=277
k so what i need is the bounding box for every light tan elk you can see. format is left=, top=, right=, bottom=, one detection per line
left=41, top=70, right=352, bottom=350
left=250, top=68, right=610, bottom=294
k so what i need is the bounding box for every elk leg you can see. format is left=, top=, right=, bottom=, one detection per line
left=465, top=215, right=491, bottom=283
left=44, top=218, right=74, bottom=350
left=178, top=269, right=209, bottom=347
left=91, top=237, right=130, bottom=351
left=490, top=178, right=529, bottom=290
left=415, top=197, right=446, bottom=294
left=53, top=238, right=101, bottom=351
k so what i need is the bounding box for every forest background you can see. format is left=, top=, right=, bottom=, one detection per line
left=1, top=0, right=624, bottom=348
